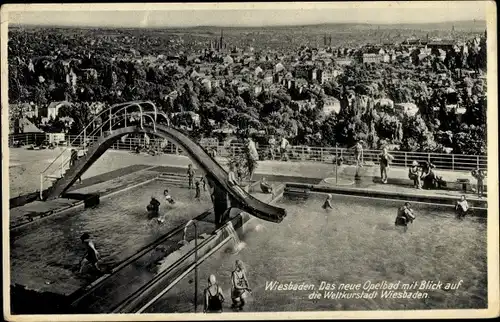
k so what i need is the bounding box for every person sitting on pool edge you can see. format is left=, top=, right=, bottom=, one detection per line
left=395, top=202, right=416, bottom=232
left=260, top=177, right=273, bottom=194
left=455, top=195, right=470, bottom=219
left=322, top=194, right=333, bottom=210
left=163, top=189, right=175, bottom=205
left=408, top=161, right=422, bottom=189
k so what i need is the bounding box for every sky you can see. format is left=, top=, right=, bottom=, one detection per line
left=6, top=2, right=489, bottom=28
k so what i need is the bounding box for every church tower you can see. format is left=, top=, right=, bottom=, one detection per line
left=220, top=29, right=224, bottom=52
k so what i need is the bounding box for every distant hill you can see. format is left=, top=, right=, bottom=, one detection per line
left=11, top=20, right=486, bottom=33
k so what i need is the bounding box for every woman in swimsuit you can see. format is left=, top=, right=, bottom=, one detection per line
left=204, top=274, right=225, bottom=313
left=231, top=260, right=251, bottom=310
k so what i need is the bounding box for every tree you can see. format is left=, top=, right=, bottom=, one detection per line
left=320, top=114, right=338, bottom=146
left=400, top=114, right=437, bottom=152
left=452, top=124, right=486, bottom=155
left=58, top=102, right=92, bottom=135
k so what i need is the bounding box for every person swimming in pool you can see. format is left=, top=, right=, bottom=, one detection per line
left=395, top=202, right=416, bottom=232
left=322, top=194, right=333, bottom=210
left=147, top=196, right=161, bottom=219
left=163, top=189, right=176, bottom=204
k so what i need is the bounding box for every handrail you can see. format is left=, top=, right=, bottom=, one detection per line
left=48, top=110, right=166, bottom=178
left=41, top=101, right=159, bottom=175
left=67, top=137, right=486, bottom=171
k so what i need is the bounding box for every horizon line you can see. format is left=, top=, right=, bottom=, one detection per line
left=9, top=19, right=487, bottom=30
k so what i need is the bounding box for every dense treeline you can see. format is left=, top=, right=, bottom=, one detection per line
left=8, top=28, right=487, bottom=155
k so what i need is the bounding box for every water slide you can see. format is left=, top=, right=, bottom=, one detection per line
left=45, top=124, right=286, bottom=223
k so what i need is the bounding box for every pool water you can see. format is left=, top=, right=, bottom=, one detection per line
left=10, top=180, right=212, bottom=291
left=145, top=194, right=487, bottom=312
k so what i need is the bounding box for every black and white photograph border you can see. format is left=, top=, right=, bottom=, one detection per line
left=1, top=1, right=499, bottom=321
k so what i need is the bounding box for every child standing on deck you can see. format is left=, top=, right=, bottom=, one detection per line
left=187, top=164, right=195, bottom=189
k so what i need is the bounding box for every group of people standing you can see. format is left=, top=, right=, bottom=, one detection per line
left=268, top=135, right=290, bottom=161
left=204, top=260, right=251, bottom=313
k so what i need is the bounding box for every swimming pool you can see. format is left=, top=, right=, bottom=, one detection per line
left=10, top=180, right=212, bottom=293
left=144, top=193, right=487, bottom=312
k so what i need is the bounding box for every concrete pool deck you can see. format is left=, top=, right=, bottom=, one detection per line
left=9, top=151, right=488, bottom=228
left=9, top=148, right=486, bottom=196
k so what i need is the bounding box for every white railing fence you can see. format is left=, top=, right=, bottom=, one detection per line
left=8, top=132, right=487, bottom=172
left=46, top=134, right=488, bottom=172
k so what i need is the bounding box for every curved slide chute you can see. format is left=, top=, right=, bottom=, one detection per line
left=44, top=124, right=286, bottom=223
